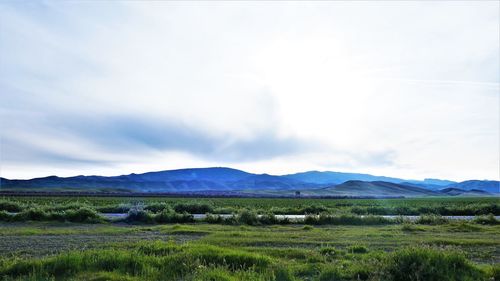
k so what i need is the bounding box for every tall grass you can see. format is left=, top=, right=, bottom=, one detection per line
left=351, top=203, right=500, bottom=216
left=0, top=241, right=494, bottom=281
left=384, top=247, right=485, bottom=281
left=415, top=214, right=449, bottom=225
left=0, top=242, right=274, bottom=280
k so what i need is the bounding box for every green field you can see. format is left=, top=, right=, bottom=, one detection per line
left=0, top=196, right=498, bottom=280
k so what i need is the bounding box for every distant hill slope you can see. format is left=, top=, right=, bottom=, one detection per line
left=313, top=180, right=440, bottom=197
left=447, top=180, right=499, bottom=194
left=439, top=187, right=491, bottom=196
left=123, top=167, right=252, bottom=182
left=0, top=167, right=497, bottom=195
left=283, top=171, right=404, bottom=185
left=0, top=168, right=312, bottom=192
left=283, top=171, right=456, bottom=187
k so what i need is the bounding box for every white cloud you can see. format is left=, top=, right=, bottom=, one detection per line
left=0, top=1, right=498, bottom=181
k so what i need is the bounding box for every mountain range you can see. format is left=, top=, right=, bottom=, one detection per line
left=1, top=167, right=498, bottom=197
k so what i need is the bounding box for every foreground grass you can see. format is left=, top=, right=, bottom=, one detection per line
left=0, top=222, right=498, bottom=280
left=0, top=196, right=498, bottom=280
left=0, top=240, right=497, bottom=281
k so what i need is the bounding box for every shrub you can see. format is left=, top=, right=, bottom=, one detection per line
left=416, top=215, right=449, bottom=225
left=13, top=208, right=48, bottom=221
left=0, top=210, right=12, bottom=221
left=258, top=213, right=280, bottom=225
left=144, top=202, right=171, bottom=213
left=205, top=213, right=225, bottom=224
left=154, top=210, right=194, bottom=223
left=222, top=215, right=239, bottom=225
left=485, top=264, right=500, bottom=281
left=0, top=200, right=24, bottom=212
left=65, top=207, right=102, bottom=223
left=125, top=206, right=154, bottom=223
left=473, top=214, right=499, bottom=225
left=384, top=247, right=485, bottom=281
left=237, top=210, right=259, bottom=225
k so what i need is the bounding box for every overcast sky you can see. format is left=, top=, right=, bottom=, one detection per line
left=0, top=1, right=498, bottom=181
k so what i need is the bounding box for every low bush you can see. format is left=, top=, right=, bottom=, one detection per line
left=0, top=200, right=24, bottom=212
left=144, top=202, right=171, bottom=213
left=125, top=206, right=154, bottom=223
left=485, top=264, right=500, bottom=281
left=384, top=247, right=485, bottom=281
left=204, top=213, right=225, bottom=224
left=12, top=207, right=48, bottom=221
left=258, top=213, right=280, bottom=225
left=237, top=210, right=259, bottom=226
left=0, top=210, right=12, bottom=221
left=65, top=207, right=102, bottom=223
left=473, top=214, right=499, bottom=225
left=416, top=215, right=449, bottom=225
left=154, top=210, right=194, bottom=223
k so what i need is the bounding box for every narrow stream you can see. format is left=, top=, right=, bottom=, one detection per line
left=101, top=213, right=500, bottom=221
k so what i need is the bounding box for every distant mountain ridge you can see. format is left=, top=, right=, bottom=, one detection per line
left=1, top=167, right=498, bottom=196
left=314, top=180, right=441, bottom=197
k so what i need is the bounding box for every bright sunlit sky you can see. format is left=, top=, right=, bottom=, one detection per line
left=0, top=1, right=499, bottom=181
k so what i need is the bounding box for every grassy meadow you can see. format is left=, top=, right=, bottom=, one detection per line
left=0, top=196, right=498, bottom=280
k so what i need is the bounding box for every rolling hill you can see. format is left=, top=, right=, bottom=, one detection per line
left=0, top=167, right=498, bottom=196
left=439, top=187, right=491, bottom=196
left=309, top=180, right=441, bottom=197
left=447, top=180, right=499, bottom=194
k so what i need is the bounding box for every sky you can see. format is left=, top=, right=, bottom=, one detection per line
left=0, top=1, right=498, bottom=181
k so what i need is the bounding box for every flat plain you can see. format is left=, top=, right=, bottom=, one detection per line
left=0, top=196, right=498, bottom=280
